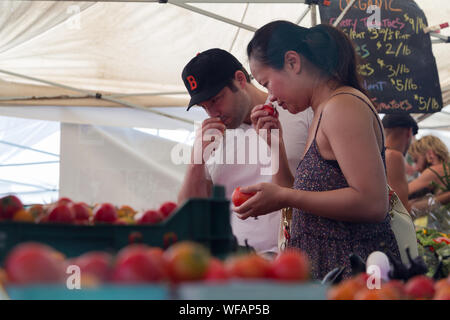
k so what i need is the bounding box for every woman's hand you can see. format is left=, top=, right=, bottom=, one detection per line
left=232, top=183, right=288, bottom=219
left=250, top=104, right=283, bottom=147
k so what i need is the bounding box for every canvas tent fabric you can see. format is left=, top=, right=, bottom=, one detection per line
left=0, top=0, right=448, bottom=129
left=0, top=0, right=449, bottom=208
left=0, top=1, right=448, bottom=119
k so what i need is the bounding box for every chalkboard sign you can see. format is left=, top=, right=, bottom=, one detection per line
left=319, top=0, right=443, bottom=113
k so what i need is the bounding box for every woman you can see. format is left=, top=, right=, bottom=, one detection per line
left=233, top=21, right=401, bottom=280
left=408, top=135, right=450, bottom=209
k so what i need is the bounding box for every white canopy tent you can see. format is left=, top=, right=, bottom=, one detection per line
left=0, top=0, right=449, bottom=207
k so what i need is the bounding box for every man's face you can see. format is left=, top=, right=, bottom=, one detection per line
left=198, top=83, right=249, bottom=129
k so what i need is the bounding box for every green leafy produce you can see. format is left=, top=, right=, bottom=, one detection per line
left=416, top=228, right=450, bottom=278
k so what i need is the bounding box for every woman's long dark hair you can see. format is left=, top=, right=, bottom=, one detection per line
left=247, top=20, right=368, bottom=96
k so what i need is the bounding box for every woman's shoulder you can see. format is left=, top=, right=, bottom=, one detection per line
left=322, top=88, right=375, bottom=123
left=426, top=164, right=445, bottom=176
left=327, top=87, right=373, bottom=108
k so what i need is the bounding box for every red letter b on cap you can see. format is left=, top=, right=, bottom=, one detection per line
left=187, top=75, right=197, bottom=91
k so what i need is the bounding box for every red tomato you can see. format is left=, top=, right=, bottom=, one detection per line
left=163, top=241, right=210, bottom=283
left=231, top=187, right=256, bottom=207
left=47, top=204, right=76, bottom=223
left=433, top=237, right=450, bottom=245
left=136, top=210, right=163, bottom=225
left=354, top=288, right=389, bottom=300
left=71, top=251, right=113, bottom=282
left=28, top=204, right=45, bottom=220
left=405, top=275, right=435, bottom=299
left=434, top=286, right=450, bottom=300
left=327, top=277, right=367, bottom=300
left=93, top=203, right=118, bottom=223
left=5, top=242, right=65, bottom=284
left=225, top=254, right=272, bottom=279
left=435, top=278, right=450, bottom=292
left=205, top=258, right=229, bottom=282
left=57, top=197, right=73, bottom=206
left=72, top=202, right=91, bottom=221
left=262, top=104, right=278, bottom=118
left=270, top=249, right=310, bottom=282
left=380, top=280, right=406, bottom=300
left=147, top=247, right=168, bottom=280
left=111, top=245, right=164, bottom=283
left=0, top=195, right=23, bottom=220
left=159, top=202, right=177, bottom=219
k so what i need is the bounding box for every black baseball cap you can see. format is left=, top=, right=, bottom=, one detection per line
left=182, top=48, right=243, bottom=110
left=382, top=114, right=418, bottom=135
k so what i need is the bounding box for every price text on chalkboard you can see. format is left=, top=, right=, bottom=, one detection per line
left=319, top=0, right=443, bottom=113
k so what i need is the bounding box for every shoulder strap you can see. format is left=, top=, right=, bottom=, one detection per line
left=428, top=166, right=445, bottom=185
left=313, top=113, right=324, bottom=140
left=324, top=92, right=385, bottom=147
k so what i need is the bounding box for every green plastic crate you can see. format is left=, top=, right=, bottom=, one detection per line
left=0, top=186, right=236, bottom=263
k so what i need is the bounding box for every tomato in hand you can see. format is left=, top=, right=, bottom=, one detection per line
left=262, top=104, right=278, bottom=118
left=232, top=187, right=256, bottom=207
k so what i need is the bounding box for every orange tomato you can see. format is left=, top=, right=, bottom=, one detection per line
left=225, top=254, right=272, bottom=279
left=163, top=241, right=210, bottom=283
left=13, top=209, right=34, bottom=223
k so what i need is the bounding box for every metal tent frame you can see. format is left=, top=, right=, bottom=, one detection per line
left=2, top=0, right=448, bottom=128
left=1, top=0, right=448, bottom=196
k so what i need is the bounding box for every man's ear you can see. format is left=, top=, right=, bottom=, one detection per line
left=284, top=50, right=301, bottom=74
left=234, top=70, right=247, bottom=88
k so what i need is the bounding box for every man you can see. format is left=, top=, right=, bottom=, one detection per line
left=177, top=48, right=312, bottom=256
left=382, top=114, right=419, bottom=212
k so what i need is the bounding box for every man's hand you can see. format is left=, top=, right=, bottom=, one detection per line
left=192, top=118, right=226, bottom=164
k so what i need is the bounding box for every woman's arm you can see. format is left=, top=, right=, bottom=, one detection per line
left=251, top=105, right=294, bottom=187
left=409, top=190, right=450, bottom=212
left=235, top=96, right=389, bottom=223
left=271, top=139, right=294, bottom=187
left=408, top=169, right=437, bottom=196
left=385, top=150, right=411, bottom=212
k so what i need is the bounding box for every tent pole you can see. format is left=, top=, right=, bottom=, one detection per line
left=109, top=92, right=186, bottom=98
left=0, top=68, right=195, bottom=125
left=171, top=2, right=257, bottom=32
left=0, top=92, right=187, bottom=102
left=419, top=125, right=450, bottom=130
left=310, top=4, right=317, bottom=27
left=27, top=1, right=307, bottom=3
left=0, top=179, right=56, bottom=192
left=0, top=94, right=91, bottom=102
left=296, top=5, right=311, bottom=25
left=229, top=2, right=250, bottom=52
left=333, top=0, right=356, bottom=27
left=0, top=140, right=60, bottom=158
left=430, top=32, right=450, bottom=43
left=0, top=161, right=60, bottom=167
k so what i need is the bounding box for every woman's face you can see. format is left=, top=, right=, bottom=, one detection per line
left=249, top=56, right=309, bottom=114
left=412, top=154, right=427, bottom=173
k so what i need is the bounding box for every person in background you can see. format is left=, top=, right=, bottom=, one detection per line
left=177, top=48, right=313, bottom=257
left=382, top=114, right=419, bottom=212
left=235, top=20, right=401, bottom=280
left=408, top=135, right=450, bottom=206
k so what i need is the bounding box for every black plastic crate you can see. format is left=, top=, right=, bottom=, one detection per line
left=0, top=186, right=236, bottom=263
